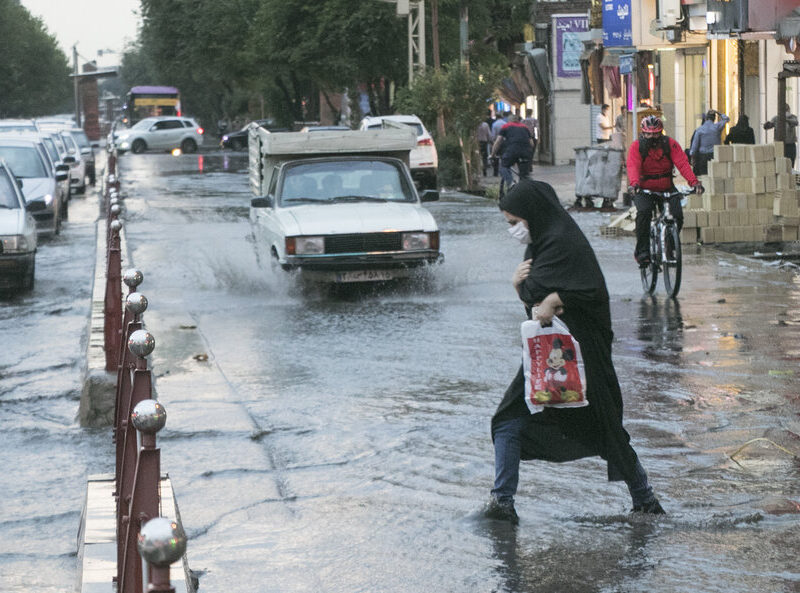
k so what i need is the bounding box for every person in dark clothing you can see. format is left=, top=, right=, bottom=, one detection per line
left=491, top=114, right=534, bottom=196
left=723, top=115, right=755, bottom=145
left=483, top=178, right=666, bottom=524
left=764, top=104, right=798, bottom=167
left=627, top=115, right=703, bottom=267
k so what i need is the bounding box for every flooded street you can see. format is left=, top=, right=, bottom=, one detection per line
left=2, top=151, right=799, bottom=592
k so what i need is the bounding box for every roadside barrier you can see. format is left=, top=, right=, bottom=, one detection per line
left=98, top=149, right=188, bottom=593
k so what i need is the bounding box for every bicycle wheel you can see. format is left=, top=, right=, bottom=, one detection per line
left=640, top=224, right=659, bottom=295
left=662, top=223, right=682, bottom=297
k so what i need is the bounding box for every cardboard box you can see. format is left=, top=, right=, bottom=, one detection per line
left=680, top=227, right=699, bottom=244
left=776, top=215, right=800, bottom=226
left=759, top=209, right=773, bottom=224
left=708, top=161, right=728, bottom=177
left=761, top=224, right=783, bottom=242
left=748, top=177, right=766, bottom=194
left=703, top=194, right=725, bottom=211
left=746, top=194, right=757, bottom=209
left=724, top=194, right=744, bottom=209
left=732, top=144, right=754, bottom=162
left=696, top=210, right=709, bottom=227
left=699, top=227, right=716, bottom=243
left=763, top=143, right=776, bottom=160
left=765, top=175, right=777, bottom=193
left=782, top=225, right=798, bottom=241
left=774, top=196, right=800, bottom=216
left=714, top=144, right=734, bottom=161
left=765, top=159, right=778, bottom=175
left=687, top=194, right=704, bottom=210
left=708, top=210, right=720, bottom=226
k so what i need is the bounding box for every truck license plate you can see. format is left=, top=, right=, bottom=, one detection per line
left=334, top=269, right=396, bottom=283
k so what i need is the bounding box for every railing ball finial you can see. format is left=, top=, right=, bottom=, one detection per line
left=125, top=292, right=148, bottom=315
left=131, top=399, right=167, bottom=434
left=122, top=268, right=144, bottom=289
left=137, top=517, right=187, bottom=567
left=110, top=204, right=121, bottom=217
left=128, top=329, right=155, bottom=358
left=108, top=174, right=117, bottom=186
left=110, top=219, right=122, bottom=233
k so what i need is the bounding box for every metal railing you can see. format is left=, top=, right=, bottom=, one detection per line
left=102, top=147, right=188, bottom=593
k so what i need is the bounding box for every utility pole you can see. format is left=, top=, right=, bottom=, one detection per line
left=407, top=1, right=426, bottom=84
left=73, top=44, right=81, bottom=127
left=431, top=0, right=445, bottom=138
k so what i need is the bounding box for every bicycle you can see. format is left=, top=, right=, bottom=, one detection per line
left=498, top=159, right=531, bottom=198
left=637, top=187, right=695, bottom=298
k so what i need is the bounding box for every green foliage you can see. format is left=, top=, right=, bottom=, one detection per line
left=119, top=0, right=526, bottom=133
left=437, top=136, right=466, bottom=188
left=396, top=61, right=504, bottom=189
left=0, top=0, right=72, bottom=117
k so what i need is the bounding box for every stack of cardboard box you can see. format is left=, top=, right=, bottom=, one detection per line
left=682, top=142, right=799, bottom=244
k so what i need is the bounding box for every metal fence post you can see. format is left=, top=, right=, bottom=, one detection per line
left=119, top=399, right=166, bottom=593
left=104, top=219, right=123, bottom=371
left=139, top=516, right=187, bottom=593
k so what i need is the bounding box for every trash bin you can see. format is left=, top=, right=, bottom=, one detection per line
left=573, top=145, right=624, bottom=209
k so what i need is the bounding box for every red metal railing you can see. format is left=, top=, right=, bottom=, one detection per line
left=103, top=149, right=187, bottom=593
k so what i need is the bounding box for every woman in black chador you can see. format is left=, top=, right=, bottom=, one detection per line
left=723, top=115, right=756, bottom=145
left=484, top=178, right=665, bottom=523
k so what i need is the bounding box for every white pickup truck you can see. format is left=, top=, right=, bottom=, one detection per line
left=248, top=124, right=442, bottom=283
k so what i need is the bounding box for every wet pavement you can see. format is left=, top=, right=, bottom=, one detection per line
left=2, top=152, right=799, bottom=592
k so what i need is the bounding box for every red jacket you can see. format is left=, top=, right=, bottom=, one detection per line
left=626, top=136, right=698, bottom=192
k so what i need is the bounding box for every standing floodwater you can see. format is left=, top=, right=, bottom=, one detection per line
left=2, top=152, right=798, bottom=592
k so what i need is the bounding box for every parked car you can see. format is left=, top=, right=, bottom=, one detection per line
left=37, top=133, right=73, bottom=204
left=0, top=137, right=65, bottom=237
left=358, top=114, right=438, bottom=190
left=58, top=131, right=87, bottom=195
left=115, top=116, right=204, bottom=154
left=248, top=126, right=441, bottom=283
left=64, top=128, right=97, bottom=186
left=0, top=158, right=43, bottom=290
left=0, top=119, right=38, bottom=133
left=220, top=119, right=289, bottom=150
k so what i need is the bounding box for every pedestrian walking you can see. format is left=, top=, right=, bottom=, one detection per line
left=483, top=178, right=666, bottom=524
left=490, top=111, right=508, bottom=177
left=491, top=114, right=534, bottom=196
left=596, top=104, right=613, bottom=144
left=477, top=119, right=492, bottom=177
left=723, top=115, right=755, bottom=145
left=522, top=115, right=539, bottom=157
left=764, top=104, right=798, bottom=167
left=627, top=115, right=703, bottom=267
left=689, top=109, right=729, bottom=175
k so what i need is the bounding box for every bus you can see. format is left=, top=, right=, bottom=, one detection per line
left=124, top=86, right=181, bottom=125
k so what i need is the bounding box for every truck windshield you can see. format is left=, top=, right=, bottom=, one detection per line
left=280, top=160, right=414, bottom=206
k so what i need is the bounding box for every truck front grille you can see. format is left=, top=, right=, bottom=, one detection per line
left=324, top=233, right=403, bottom=254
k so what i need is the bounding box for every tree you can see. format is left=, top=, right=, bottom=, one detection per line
left=396, top=61, right=504, bottom=188
left=0, top=0, right=72, bottom=117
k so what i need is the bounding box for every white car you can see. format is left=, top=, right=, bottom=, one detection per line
left=249, top=128, right=441, bottom=283
left=0, top=137, right=65, bottom=237
left=0, top=158, right=43, bottom=290
left=115, top=116, right=204, bottom=154
left=359, top=114, right=438, bottom=190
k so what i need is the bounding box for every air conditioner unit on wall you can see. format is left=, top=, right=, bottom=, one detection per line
left=658, top=0, right=681, bottom=28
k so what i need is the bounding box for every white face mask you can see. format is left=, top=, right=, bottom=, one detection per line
left=507, top=220, right=531, bottom=244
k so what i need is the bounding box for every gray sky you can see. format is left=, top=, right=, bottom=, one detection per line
left=20, top=0, right=141, bottom=68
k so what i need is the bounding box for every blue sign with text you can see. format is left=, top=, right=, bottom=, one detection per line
left=603, top=0, right=632, bottom=48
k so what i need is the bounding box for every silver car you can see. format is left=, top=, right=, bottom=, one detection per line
left=0, top=137, right=65, bottom=237
left=0, top=158, right=43, bottom=290
left=115, top=116, right=204, bottom=154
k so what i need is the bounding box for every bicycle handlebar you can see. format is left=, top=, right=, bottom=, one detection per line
left=637, top=187, right=696, bottom=198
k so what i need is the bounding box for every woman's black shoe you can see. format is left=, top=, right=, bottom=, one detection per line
left=483, top=497, right=520, bottom=524
left=632, top=498, right=666, bottom=514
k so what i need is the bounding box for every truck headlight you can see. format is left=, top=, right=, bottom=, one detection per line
left=402, top=232, right=433, bottom=251
left=286, top=236, right=324, bottom=255
left=1, top=235, right=29, bottom=253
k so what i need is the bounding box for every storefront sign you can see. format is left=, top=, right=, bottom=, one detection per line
left=554, top=15, right=588, bottom=78
left=603, top=0, right=633, bottom=48
left=619, top=53, right=634, bottom=74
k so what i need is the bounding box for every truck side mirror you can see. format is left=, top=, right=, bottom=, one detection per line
left=251, top=196, right=273, bottom=208
left=420, top=189, right=439, bottom=202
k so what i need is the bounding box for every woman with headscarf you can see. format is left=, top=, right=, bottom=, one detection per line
left=484, top=178, right=665, bottom=524
left=724, top=115, right=755, bottom=145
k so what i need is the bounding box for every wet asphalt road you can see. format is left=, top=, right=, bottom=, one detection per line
left=2, top=151, right=799, bottom=592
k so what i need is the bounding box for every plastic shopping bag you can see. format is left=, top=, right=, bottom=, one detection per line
left=521, top=316, right=588, bottom=414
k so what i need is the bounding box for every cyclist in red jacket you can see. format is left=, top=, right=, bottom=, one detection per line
left=627, top=115, right=704, bottom=266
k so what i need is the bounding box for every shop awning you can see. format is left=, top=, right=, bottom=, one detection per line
left=499, top=48, right=551, bottom=104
